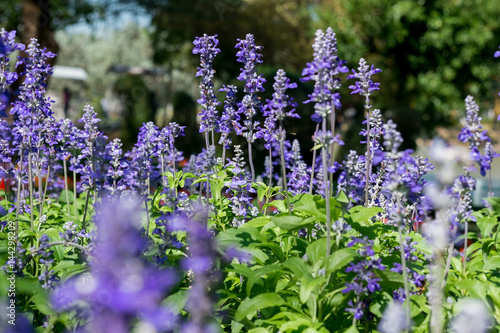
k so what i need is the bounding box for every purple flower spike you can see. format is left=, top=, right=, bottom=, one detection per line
left=347, top=58, right=382, bottom=97
left=302, top=27, right=348, bottom=118
left=235, top=34, right=266, bottom=144
left=193, top=34, right=221, bottom=134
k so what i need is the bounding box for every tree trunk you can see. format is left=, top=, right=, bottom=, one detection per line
left=8, top=0, right=59, bottom=122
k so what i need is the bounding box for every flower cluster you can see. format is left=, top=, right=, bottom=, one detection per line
left=236, top=34, right=266, bottom=144
left=343, top=237, right=386, bottom=320
left=302, top=27, right=348, bottom=118
left=193, top=34, right=221, bottom=135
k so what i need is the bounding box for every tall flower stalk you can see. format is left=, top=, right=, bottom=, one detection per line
left=347, top=58, right=381, bottom=207
left=302, top=28, right=347, bottom=255
left=258, top=69, right=298, bottom=213
left=235, top=34, right=266, bottom=182
left=10, top=37, right=55, bottom=231
left=193, top=34, right=220, bottom=150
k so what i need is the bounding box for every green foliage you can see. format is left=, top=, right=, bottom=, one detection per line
left=313, top=0, right=500, bottom=143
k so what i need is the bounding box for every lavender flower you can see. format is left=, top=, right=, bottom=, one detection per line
left=193, top=34, right=220, bottom=138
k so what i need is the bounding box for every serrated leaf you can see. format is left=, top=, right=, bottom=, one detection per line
left=235, top=293, right=286, bottom=321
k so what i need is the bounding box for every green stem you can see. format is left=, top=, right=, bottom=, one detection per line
left=279, top=121, right=290, bottom=215
left=63, top=158, right=71, bottom=217
left=248, top=141, right=255, bottom=183
left=322, top=119, right=332, bottom=258
left=364, top=97, right=372, bottom=207
left=397, top=204, right=411, bottom=330
left=309, top=123, right=320, bottom=194
left=73, top=169, right=79, bottom=221
left=27, top=141, right=34, bottom=231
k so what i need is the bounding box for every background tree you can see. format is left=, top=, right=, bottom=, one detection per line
left=311, top=0, right=500, bottom=146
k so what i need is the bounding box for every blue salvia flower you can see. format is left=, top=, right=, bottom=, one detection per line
left=302, top=27, right=348, bottom=118
left=224, top=145, right=256, bottom=227
left=342, top=237, right=385, bottom=320
left=129, top=121, right=159, bottom=195
left=77, top=105, right=103, bottom=191
left=10, top=38, right=55, bottom=123
left=168, top=209, right=220, bottom=332
left=157, top=122, right=185, bottom=183
left=458, top=96, right=497, bottom=176
left=257, top=69, right=299, bottom=149
left=193, top=34, right=221, bottom=137
left=347, top=58, right=382, bottom=98
left=52, top=196, right=178, bottom=332
left=104, top=138, right=128, bottom=196
left=218, top=84, right=241, bottom=150
left=288, top=161, right=310, bottom=195
left=390, top=237, right=425, bottom=303
left=360, top=108, right=384, bottom=156
left=337, top=150, right=365, bottom=202
left=0, top=29, right=24, bottom=117
left=235, top=33, right=266, bottom=144
left=35, top=234, right=58, bottom=290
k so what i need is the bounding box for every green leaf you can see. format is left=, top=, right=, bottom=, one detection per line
left=30, top=293, right=55, bottom=315
left=248, top=329, right=269, bottom=333
left=52, top=260, right=76, bottom=273
left=336, top=191, right=350, bottom=204
left=455, top=279, right=488, bottom=301
left=283, top=257, right=310, bottom=279
left=235, top=293, right=286, bottom=321
left=299, top=275, right=326, bottom=304
left=344, top=325, right=360, bottom=333
left=306, top=238, right=327, bottom=265
left=484, top=197, right=500, bottom=213
left=247, top=264, right=284, bottom=296
left=270, top=215, right=314, bottom=231
left=290, top=194, right=324, bottom=219
left=60, top=264, right=88, bottom=281
left=476, top=215, right=498, bottom=237
left=280, top=318, right=313, bottom=331
left=484, top=256, right=500, bottom=270
left=163, top=290, right=188, bottom=315
left=57, top=190, right=74, bottom=203
left=243, top=216, right=271, bottom=229
left=231, top=320, right=245, bottom=333
left=327, top=248, right=358, bottom=273
left=265, top=200, right=288, bottom=213
left=348, top=205, right=384, bottom=224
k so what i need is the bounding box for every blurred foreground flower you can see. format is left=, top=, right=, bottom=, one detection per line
left=52, top=196, right=178, bottom=333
